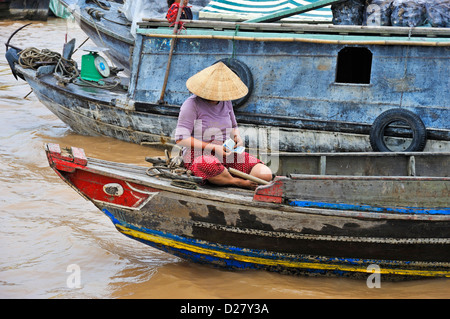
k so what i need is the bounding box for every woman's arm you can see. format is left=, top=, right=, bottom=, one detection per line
left=228, top=103, right=243, bottom=148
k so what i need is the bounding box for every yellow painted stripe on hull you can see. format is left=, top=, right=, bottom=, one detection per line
left=116, top=224, right=450, bottom=278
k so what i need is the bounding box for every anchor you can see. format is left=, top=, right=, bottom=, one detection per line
left=5, top=23, right=32, bottom=80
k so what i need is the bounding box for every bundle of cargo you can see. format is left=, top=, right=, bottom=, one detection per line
left=363, top=0, right=393, bottom=26
left=390, top=0, right=427, bottom=27
left=331, top=0, right=366, bottom=25
left=425, top=0, right=450, bottom=27
left=332, top=0, right=450, bottom=27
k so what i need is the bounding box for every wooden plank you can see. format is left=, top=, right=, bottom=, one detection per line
left=284, top=177, right=450, bottom=208
left=139, top=19, right=450, bottom=38
left=288, top=174, right=450, bottom=181
left=266, top=152, right=450, bottom=177
left=408, top=155, right=416, bottom=176
left=71, top=147, right=87, bottom=166
left=319, top=156, right=326, bottom=175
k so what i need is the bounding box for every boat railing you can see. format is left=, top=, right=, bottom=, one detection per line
left=261, top=151, right=450, bottom=177
left=138, top=19, right=450, bottom=39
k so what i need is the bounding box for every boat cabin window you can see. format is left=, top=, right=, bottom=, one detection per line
left=335, top=47, right=372, bottom=84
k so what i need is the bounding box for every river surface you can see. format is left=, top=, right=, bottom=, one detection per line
left=0, top=18, right=448, bottom=299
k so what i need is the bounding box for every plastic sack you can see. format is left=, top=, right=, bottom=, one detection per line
left=122, top=0, right=208, bottom=37
left=425, top=0, right=450, bottom=27
left=390, top=0, right=427, bottom=27
left=363, top=0, right=393, bottom=26
left=122, top=0, right=166, bottom=37
left=331, top=0, right=366, bottom=25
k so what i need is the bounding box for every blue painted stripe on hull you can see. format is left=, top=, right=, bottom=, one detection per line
left=102, top=209, right=364, bottom=266
left=289, top=200, right=450, bottom=215
left=101, top=208, right=450, bottom=278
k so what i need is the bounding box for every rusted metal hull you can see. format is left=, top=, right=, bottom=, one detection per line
left=45, top=143, right=450, bottom=280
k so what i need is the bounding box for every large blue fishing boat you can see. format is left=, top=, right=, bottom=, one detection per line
left=6, top=0, right=450, bottom=153
left=132, top=16, right=450, bottom=153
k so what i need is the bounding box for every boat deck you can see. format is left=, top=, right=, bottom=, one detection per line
left=17, top=65, right=128, bottom=104
left=87, top=157, right=257, bottom=205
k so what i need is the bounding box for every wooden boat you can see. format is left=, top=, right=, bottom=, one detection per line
left=6, top=1, right=450, bottom=153
left=57, top=0, right=331, bottom=75
left=132, top=16, right=450, bottom=153
left=45, top=143, right=450, bottom=280
left=0, top=0, right=51, bottom=20
left=58, top=0, right=134, bottom=75
left=56, top=0, right=208, bottom=76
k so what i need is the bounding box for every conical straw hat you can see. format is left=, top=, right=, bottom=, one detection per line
left=186, top=62, right=248, bottom=101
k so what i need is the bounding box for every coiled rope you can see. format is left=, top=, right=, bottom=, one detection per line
left=145, top=149, right=201, bottom=189
left=18, top=47, right=120, bottom=89
left=19, top=47, right=77, bottom=77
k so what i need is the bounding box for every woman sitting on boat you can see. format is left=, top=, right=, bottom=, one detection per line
left=175, top=62, right=273, bottom=189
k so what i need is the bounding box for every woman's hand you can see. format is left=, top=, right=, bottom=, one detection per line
left=234, top=135, right=244, bottom=148
left=213, top=144, right=231, bottom=158
left=232, top=128, right=244, bottom=149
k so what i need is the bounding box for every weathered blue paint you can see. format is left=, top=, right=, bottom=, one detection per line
left=289, top=200, right=450, bottom=215
left=129, top=26, right=450, bottom=151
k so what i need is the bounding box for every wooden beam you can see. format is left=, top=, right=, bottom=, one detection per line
left=139, top=19, right=450, bottom=38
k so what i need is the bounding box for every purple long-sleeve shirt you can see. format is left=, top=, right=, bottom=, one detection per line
left=175, top=95, right=238, bottom=143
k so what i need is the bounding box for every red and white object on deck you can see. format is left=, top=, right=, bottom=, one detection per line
left=45, top=143, right=159, bottom=210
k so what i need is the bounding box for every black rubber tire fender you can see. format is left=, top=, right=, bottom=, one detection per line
left=369, top=108, right=427, bottom=152
left=215, top=58, right=253, bottom=108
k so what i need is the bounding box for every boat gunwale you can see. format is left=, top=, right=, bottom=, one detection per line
left=76, top=156, right=450, bottom=222
left=140, top=18, right=450, bottom=38
left=138, top=19, right=450, bottom=46
left=137, top=28, right=450, bottom=47
left=61, top=0, right=134, bottom=45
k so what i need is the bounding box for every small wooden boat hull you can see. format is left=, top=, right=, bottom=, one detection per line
left=45, top=143, right=450, bottom=280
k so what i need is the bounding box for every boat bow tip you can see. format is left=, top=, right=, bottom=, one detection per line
left=45, top=143, right=88, bottom=172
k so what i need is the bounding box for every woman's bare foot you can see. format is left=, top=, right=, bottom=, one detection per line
left=234, top=178, right=258, bottom=190
left=208, top=169, right=258, bottom=189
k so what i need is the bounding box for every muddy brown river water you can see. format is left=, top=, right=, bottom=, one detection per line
left=0, top=18, right=448, bottom=299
